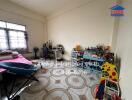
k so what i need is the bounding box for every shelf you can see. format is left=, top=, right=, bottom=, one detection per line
left=84, top=64, right=100, bottom=67
left=83, top=55, right=104, bottom=62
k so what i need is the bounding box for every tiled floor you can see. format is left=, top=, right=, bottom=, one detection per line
left=20, top=60, right=101, bottom=100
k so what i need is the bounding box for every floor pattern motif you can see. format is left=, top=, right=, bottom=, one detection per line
left=20, top=60, right=100, bottom=100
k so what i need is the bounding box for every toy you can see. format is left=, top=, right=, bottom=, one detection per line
left=75, top=44, right=81, bottom=51
left=111, top=93, right=121, bottom=100
left=103, top=52, right=114, bottom=64
left=95, top=82, right=105, bottom=100
left=95, top=62, right=120, bottom=100
left=104, top=79, right=121, bottom=99
left=100, top=62, right=118, bottom=82
left=95, top=79, right=121, bottom=100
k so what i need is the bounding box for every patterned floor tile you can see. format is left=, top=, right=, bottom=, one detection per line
left=68, top=90, right=80, bottom=100
left=35, top=68, right=52, bottom=78
left=20, top=60, right=99, bottom=100
left=25, top=76, right=49, bottom=94
left=85, top=87, right=94, bottom=100
left=51, top=68, right=65, bottom=76
left=65, top=68, right=80, bottom=75
left=43, top=88, right=72, bottom=100
left=79, top=95, right=87, bottom=100
left=65, top=74, right=86, bottom=89
left=68, top=87, right=88, bottom=95
left=20, top=89, right=46, bottom=100
left=55, top=80, right=61, bottom=84
left=46, top=76, right=68, bottom=91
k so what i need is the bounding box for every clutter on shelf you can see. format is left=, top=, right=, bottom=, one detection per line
left=71, top=44, right=83, bottom=67
left=42, top=40, right=65, bottom=61
left=71, top=44, right=122, bottom=100
left=71, top=44, right=114, bottom=73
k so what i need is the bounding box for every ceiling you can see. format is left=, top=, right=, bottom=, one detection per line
left=8, top=0, right=86, bottom=16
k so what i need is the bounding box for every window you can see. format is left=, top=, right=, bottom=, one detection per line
left=0, top=29, right=8, bottom=50
left=0, top=21, right=6, bottom=28
left=7, top=22, right=26, bottom=31
left=9, top=31, right=26, bottom=49
left=0, top=20, right=27, bottom=51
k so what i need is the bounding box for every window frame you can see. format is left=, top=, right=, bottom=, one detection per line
left=0, top=20, right=28, bottom=52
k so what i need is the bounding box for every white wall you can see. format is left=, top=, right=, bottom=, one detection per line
left=47, top=0, right=115, bottom=60
left=0, top=0, right=47, bottom=52
left=115, top=0, right=132, bottom=99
